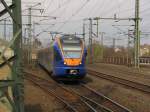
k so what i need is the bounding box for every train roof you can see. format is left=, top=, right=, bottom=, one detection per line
left=62, top=35, right=81, bottom=40
left=55, top=34, right=82, bottom=40
left=59, top=35, right=82, bottom=43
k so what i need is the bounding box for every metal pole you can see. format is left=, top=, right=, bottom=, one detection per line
left=75, top=32, right=76, bottom=37
left=28, top=7, right=32, bottom=64
left=12, top=0, right=24, bottom=111
left=89, top=18, right=93, bottom=64
left=113, top=38, right=115, bottom=49
left=83, top=22, right=85, bottom=41
left=96, top=19, right=99, bottom=37
left=4, top=19, right=6, bottom=40
left=135, top=0, right=140, bottom=68
left=101, top=32, right=104, bottom=61
left=127, top=30, right=130, bottom=66
left=134, top=32, right=136, bottom=67
left=33, top=22, right=35, bottom=48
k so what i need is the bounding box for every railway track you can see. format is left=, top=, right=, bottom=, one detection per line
left=63, top=84, right=132, bottom=112
left=24, top=70, right=132, bottom=112
left=90, top=64, right=149, bottom=77
left=24, top=71, right=104, bottom=112
left=87, top=69, right=150, bottom=94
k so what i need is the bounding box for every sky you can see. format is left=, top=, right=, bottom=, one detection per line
left=0, top=0, right=150, bottom=47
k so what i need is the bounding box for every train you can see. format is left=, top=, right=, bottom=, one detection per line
left=38, top=35, right=87, bottom=80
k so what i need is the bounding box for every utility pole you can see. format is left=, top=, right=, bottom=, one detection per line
left=100, top=32, right=105, bottom=61
left=12, top=0, right=24, bottom=111
left=112, top=38, right=122, bottom=49
left=0, top=0, right=24, bottom=111
left=89, top=18, right=93, bottom=64
left=28, top=7, right=32, bottom=42
left=4, top=19, right=6, bottom=40
left=96, top=19, right=99, bottom=37
left=127, top=30, right=130, bottom=65
left=128, top=30, right=130, bottom=54
left=113, top=38, right=116, bottom=49
left=75, top=32, right=77, bottom=37
left=28, top=7, right=32, bottom=64
left=83, top=22, right=85, bottom=41
left=134, top=0, right=140, bottom=68
left=33, top=22, right=36, bottom=48
left=27, top=3, right=42, bottom=64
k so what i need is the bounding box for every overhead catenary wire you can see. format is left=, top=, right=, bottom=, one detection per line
left=98, top=0, right=110, bottom=16
left=45, top=1, right=148, bottom=39
left=1, top=0, right=150, bottom=44
left=55, top=0, right=90, bottom=31
left=47, top=0, right=72, bottom=16
left=100, top=0, right=128, bottom=17
left=44, top=0, right=54, bottom=12
left=31, top=0, right=91, bottom=37
left=86, top=0, right=101, bottom=17
left=32, top=18, right=85, bottom=38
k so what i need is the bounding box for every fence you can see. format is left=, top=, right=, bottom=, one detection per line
left=102, top=57, right=133, bottom=66
left=140, top=57, right=150, bottom=65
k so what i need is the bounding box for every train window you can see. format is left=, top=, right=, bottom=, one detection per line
left=54, top=49, right=62, bottom=61
left=60, top=36, right=83, bottom=59
left=62, top=44, right=82, bottom=59
left=63, top=51, right=81, bottom=58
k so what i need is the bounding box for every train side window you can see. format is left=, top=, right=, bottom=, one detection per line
left=54, top=49, right=62, bottom=61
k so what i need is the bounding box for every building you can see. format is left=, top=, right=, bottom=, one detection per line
left=140, top=44, right=150, bottom=56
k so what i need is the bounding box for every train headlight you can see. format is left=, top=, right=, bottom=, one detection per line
left=64, top=62, right=67, bottom=65
left=80, top=62, right=82, bottom=65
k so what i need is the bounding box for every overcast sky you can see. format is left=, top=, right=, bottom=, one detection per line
left=0, top=0, right=150, bottom=47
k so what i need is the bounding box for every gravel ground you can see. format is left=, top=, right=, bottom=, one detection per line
left=25, top=65, right=51, bottom=79
left=25, top=65, right=150, bottom=112
left=0, top=65, right=11, bottom=80
left=24, top=66, right=68, bottom=112
left=88, top=63, right=150, bottom=85
left=85, top=75, right=150, bottom=112
left=25, top=80, right=67, bottom=112
left=0, top=65, right=12, bottom=112
left=1, top=63, right=150, bottom=112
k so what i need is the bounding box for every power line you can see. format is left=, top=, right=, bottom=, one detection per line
left=100, top=1, right=119, bottom=16
left=31, top=0, right=90, bottom=37
left=56, top=0, right=90, bottom=31
left=86, top=0, right=100, bottom=17
left=116, top=1, right=150, bottom=14
left=44, top=0, right=54, bottom=12
left=98, top=0, right=111, bottom=16
left=101, top=1, right=129, bottom=17
left=47, top=0, right=72, bottom=15
left=31, top=18, right=84, bottom=38
left=116, top=0, right=121, bottom=15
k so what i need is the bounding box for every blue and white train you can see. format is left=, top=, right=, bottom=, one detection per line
left=38, top=35, right=87, bottom=80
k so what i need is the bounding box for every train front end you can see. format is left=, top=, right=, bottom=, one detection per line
left=53, top=35, right=87, bottom=80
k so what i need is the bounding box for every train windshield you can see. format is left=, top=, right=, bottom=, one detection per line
left=61, top=37, right=82, bottom=58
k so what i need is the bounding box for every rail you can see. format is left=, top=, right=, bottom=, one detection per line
left=63, top=83, right=132, bottom=112
left=24, top=71, right=102, bottom=112
left=87, top=69, right=150, bottom=94
left=24, top=70, right=132, bottom=112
